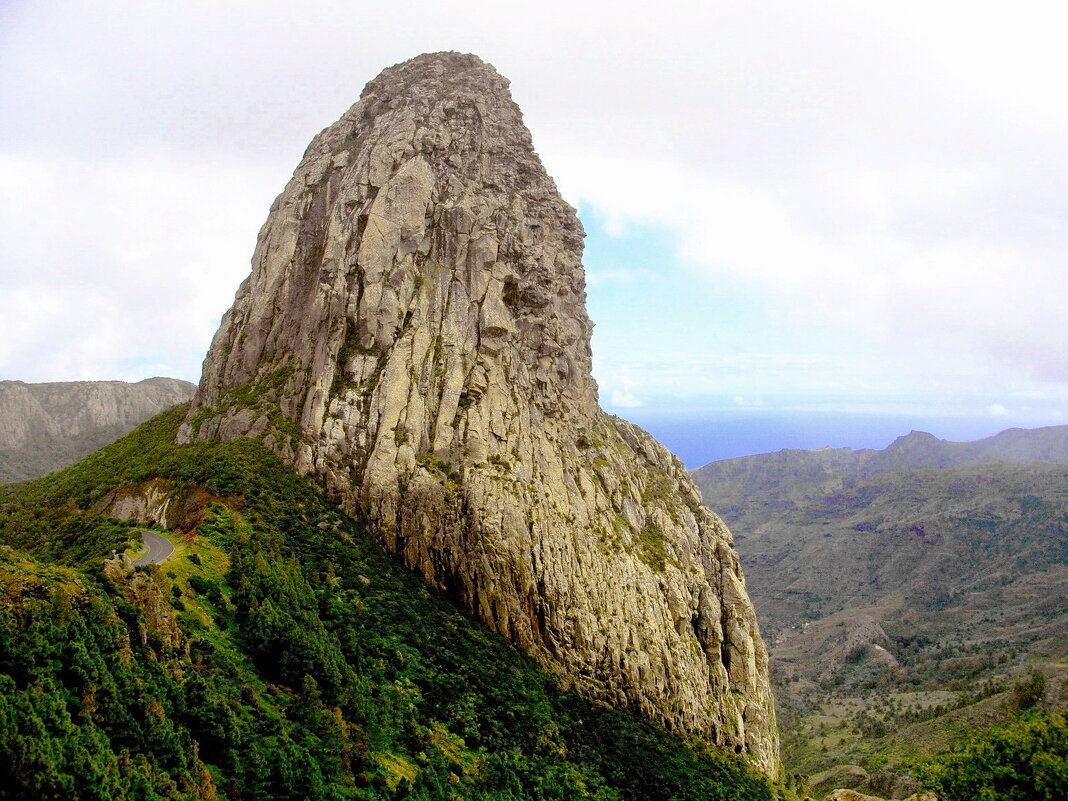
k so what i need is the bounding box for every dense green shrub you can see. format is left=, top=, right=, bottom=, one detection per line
left=1012, top=670, right=1047, bottom=710
left=0, top=406, right=774, bottom=800
left=916, top=711, right=1068, bottom=801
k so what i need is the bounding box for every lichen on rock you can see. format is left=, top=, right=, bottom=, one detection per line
left=179, top=51, right=780, bottom=777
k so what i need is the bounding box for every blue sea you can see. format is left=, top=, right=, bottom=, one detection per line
left=614, top=411, right=1055, bottom=469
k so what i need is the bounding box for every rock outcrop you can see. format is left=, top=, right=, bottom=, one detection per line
left=91, top=477, right=223, bottom=537
left=103, top=554, right=184, bottom=654
left=0, top=377, right=196, bottom=482
left=179, top=52, right=779, bottom=776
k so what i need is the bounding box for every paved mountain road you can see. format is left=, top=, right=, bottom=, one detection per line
left=133, top=530, right=174, bottom=566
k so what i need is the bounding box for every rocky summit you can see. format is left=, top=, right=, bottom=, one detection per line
left=179, top=52, right=779, bottom=776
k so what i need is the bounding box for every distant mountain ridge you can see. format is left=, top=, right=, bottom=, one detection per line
left=691, top=424, right=1068, bottom=632
left=691, top=424, right=1068, bottom=784
left=0, top=377, right=196, bottom=482
left=692, top=425, right=1068, bottom=520
left=870, top=426, right=1068, bottom=470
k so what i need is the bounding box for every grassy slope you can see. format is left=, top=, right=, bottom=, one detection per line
left=0, top=406, right=774, bottom=801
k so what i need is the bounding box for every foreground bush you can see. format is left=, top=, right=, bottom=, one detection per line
left=916, top=710, right=1067, bottom=801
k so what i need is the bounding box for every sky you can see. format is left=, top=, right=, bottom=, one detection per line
left=2, top=1, right=1067, bottom=463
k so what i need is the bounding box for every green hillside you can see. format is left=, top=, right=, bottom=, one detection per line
left=0, top=405, right=773, bottom=801
left=692, top=433, right=1068, bottom=796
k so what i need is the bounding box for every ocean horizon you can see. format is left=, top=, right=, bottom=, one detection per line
left=616, top=410, right=1064, bottom=470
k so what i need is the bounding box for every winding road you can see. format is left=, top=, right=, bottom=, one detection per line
left=133, top=530, right=174, bottom=566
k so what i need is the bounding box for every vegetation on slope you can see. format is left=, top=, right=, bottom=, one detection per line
left=692, top=435, right=1068, bottom=796
left=916, top=710, right=1067, bottom=801
left=0, top=406, right=773, bottom=801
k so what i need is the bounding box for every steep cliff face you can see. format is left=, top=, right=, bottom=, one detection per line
left=0, top=377, right=196, bottom=482
left=179, top=52, right=778, bottom=775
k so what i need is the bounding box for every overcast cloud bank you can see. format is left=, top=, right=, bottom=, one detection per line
left=2, top=0, right=1065, bottom=426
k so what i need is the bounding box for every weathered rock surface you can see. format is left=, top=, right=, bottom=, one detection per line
left=0, top=377, right=196, bottom=482
left=91, top=477, right=224, bottom=537
left=179, top=52, right=778, bottom=776
left=821, top=790, right=888, bottom=801
left=809, top=765, right=870, bottom=797
left=103, top=554, right=183, bottom=653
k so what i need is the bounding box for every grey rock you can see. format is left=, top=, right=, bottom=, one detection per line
left=179, top=52, right=779, bottom=777
left=809, top=765, right=870, bottom=796
left=0, top=377, right=196, bottom=482
left=821, top=790, right=886, bottom=801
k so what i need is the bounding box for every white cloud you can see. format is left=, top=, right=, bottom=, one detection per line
left=0, top=0, right=1065, bottom=419
left=0, top=152, right=276, bottom=381
left=547, top=132, right=1068, bottom=390
left=609, top=390, right=645, bottom=409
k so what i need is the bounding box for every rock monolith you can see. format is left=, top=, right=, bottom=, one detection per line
left=179, top=52, right=779, bottom=776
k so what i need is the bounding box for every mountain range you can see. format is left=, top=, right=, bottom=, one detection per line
left=0, top=377, right=196, bottom=483
left=693, top=426, right=1068, bottom=792
left=692, top=426, right=1068, bottom=636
